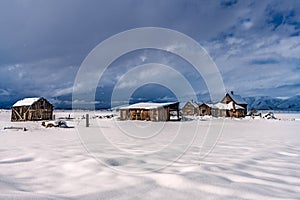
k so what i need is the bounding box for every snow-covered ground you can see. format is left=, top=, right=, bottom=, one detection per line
left=0, top=109, right=299, bottom=199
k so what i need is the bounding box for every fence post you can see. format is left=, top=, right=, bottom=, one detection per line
left=86, top=114, right=89, bottom=127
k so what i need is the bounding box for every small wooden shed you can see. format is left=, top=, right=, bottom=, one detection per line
left=182, top=101, right=199, bottom=116
left=11, top=97, right=53, bottom=122
left=199, top=103, right=212, bottom=116
left=120, top=102, right=180, bottom=121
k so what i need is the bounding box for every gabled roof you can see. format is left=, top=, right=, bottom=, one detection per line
left=120, top=102, right=179, bottom=110
left=13, top=97, right=42, bottom=107
left=227, top=93, right=247, bottom=105
left=185, top=101, right=199, bottom=108
left=199, top=103, right=214, bottom=108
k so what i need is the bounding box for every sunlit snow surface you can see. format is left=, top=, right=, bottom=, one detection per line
left=0, top=110, right=299, bottom=199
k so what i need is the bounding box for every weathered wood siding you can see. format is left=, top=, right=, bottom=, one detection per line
left=228, top=109, right=245, bottom=118
left=119, top=102, right=179, bottom=121
left=211, top=109, right=227, bottom=117
left=212, top=108, right=245, bottom=118
left=120, top=110, right=128, bottom=120
left=199, top=104, right=211, bottom=116
left=221, top=94, right=232, bottom=104
left=182, top=102, right=198, bottom=116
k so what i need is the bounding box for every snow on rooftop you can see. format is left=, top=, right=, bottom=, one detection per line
left=212, top=102, right=244, bottom=110
left=120, top=102, right=178, bottom=110
left=205, top=103, right=215, bottom=107
left=188, top=100, right=244, bottom=110
left=212, top=102, right=227, bottom=110
left=199, top=102, right=214, bottom=107
left=13, top=97, right=41, bottom=107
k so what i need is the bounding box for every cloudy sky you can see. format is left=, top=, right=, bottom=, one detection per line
left=0, top=0, right=299, bottom=107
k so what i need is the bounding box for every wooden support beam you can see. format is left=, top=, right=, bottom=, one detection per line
left=86, top=114, right=89, bottom=127
left=13, top=108, right=23, bottom=121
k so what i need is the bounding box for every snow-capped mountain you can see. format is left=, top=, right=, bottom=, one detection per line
left=244, top=95, right=300, bottom=111
left=1, top=93, right=300, bottom=111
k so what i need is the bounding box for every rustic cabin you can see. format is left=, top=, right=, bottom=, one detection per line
left=198, top=103, right=212, bottom=116
left=120, top=102, right=180, bottom=121
left=11, top=97, right=53, bottom=122
left=211, top=102, right=245, bottom=118
left=182, top=101, right=199, bottom=116
left=221, top=91, right=247, bottom=116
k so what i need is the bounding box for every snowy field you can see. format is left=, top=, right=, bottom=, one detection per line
left=0, top=109, right=299, bottom=199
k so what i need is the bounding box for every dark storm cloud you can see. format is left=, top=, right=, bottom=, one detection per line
left=249, top=58, right=280, bottom=65
left=0, top=0, right=300, bottom=108
left=220, top=0, right=238, bottom=8
left=0, top=0, right=251, bottom=64
left=0, top=0, right=136, bottom=65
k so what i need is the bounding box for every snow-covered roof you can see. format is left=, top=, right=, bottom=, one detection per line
left=120, top=102, right=178, bottom=110
left=212, top=102, right=227, bottom=110
left=199, top=103, right=214, bottom=108
left=228, top=93, right=247, bottom=105
left=13, top=97, right=42, bottom=107
left=212, top=102, right=244, bottom=110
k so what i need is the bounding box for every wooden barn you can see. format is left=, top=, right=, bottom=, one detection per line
left=221, top=91, right=247, bottom=116
left=182, top=101, right=199, bottom=116
left=11, top=97, right=53, bottom=122
left=119, top=102, right=179, bottom=121
left=199, top=103, right=213, bottom=116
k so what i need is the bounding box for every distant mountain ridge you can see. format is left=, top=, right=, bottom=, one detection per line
left=1, top=95, right=300, bottom=111
left=244, top=95, right=300, bottom=111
